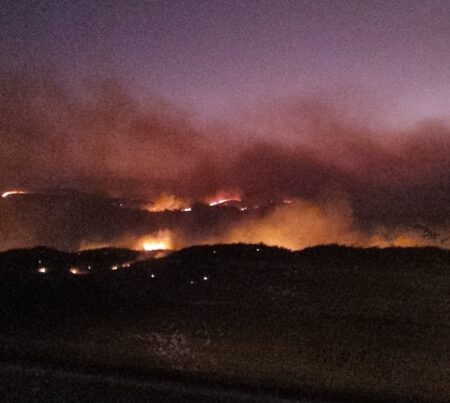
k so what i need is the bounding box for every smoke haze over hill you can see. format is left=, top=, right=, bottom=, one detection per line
left=0, top=72, right=449, bottom=251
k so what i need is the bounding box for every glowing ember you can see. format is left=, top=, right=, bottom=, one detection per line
left=2, top=190, right=28, bottom=198
left=37, top=267, right=47, bottom=274
left=69, top=267, right=89, bottom=276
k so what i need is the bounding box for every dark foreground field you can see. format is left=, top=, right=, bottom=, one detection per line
left=0, top=244, right=449, bottom=402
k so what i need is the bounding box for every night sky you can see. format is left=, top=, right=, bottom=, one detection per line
left=2, top=0, right=450, bottom=121
left=0, top=1, right=449, bottom=250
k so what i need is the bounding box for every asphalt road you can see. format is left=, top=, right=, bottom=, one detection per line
left=0, top=363, right=328, bottom=403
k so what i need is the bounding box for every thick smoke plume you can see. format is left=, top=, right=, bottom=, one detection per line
left=0, top=72, right=449, bottom=251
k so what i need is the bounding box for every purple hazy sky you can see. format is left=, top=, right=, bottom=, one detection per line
left=1, top=0, right=449, bottom=123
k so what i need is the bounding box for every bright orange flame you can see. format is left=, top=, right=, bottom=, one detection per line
left=207, top=192, right=241, bottom=207
left=140, top=230, right=173, bottom=251
left=143, top=241, right=168, bottom=251
left=78, top=230, right=176, bottom=252
left=2, top=190, right=29, bottom=198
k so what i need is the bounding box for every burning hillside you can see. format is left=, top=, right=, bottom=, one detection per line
left=0, top=75, right=449, bottom=253
left=1, top=188, right=448, bottom=253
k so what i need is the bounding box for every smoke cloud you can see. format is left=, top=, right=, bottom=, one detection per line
left=0, top=71, right=449, bottom=251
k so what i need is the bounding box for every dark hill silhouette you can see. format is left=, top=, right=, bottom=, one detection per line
left=1, top=243, right=447, bottom=309
left=0, top=243, right=449, bottom=402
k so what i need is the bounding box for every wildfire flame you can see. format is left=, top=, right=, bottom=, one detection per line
left=141, top=192, right=243, bottom=212
left=140, top=230, right=173, bottom=251
left=78, top=230, right=175, bottom=252
left=77, top=197, right=449, bottom=253
left=143, top=241, right=169, bottom=251
left=2, top=190, right=29, bottom=198
left=143, top=193, right=190, bottom=212
left=207, top=192, right=241, bottom=207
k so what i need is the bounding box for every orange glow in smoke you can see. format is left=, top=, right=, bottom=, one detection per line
left=143, top=193, right=190, bottom=212
left=77, top=199, right=448, bottom=253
